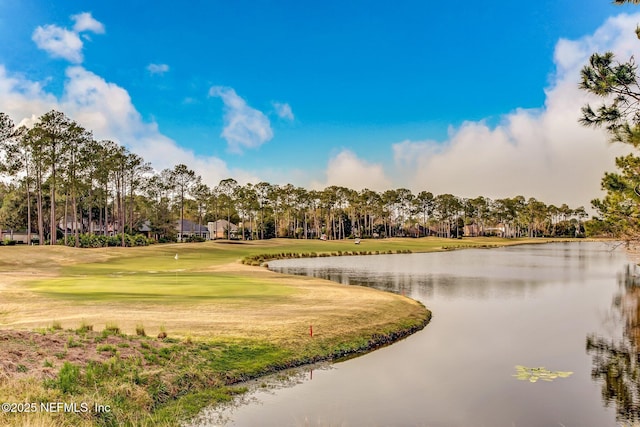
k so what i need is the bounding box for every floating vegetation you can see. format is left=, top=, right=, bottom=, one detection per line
left=512, top=365, right=573, bottom=383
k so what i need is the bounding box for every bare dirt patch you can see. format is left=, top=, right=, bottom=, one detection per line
left=0, top=330, right=165, bottom=383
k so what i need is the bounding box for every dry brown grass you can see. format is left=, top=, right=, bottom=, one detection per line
left=0, top=244, right=424, bottom=345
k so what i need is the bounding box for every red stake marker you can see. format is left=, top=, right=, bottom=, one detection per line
left=310, top=324, right=313, bottom=337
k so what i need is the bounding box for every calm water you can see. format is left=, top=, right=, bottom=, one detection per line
left=192, top=242, right=640, bottom=427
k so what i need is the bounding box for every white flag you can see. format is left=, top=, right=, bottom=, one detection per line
left=174, top=254, right=179, bottom=260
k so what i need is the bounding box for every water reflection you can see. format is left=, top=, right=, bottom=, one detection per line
left=587, top=264, right=640, bottom=425
left=270, top=245, right=596, bottom=300
left=187, top=364, right=332, bottom=427
left=195, top=243, right=632, bottom=427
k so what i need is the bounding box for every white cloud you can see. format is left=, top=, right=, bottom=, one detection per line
left=273, top=101, right=294, bottom=120
left=71, top=12, right=105, bottom=34
left=209, top=86, right=273, bottom=153
left=32, top=25, right=84, bottom=63
left=0, top=66, right=57, bottom=125
left=391, top=13, right=640, bottom=210
left=0, top=65, right=258, bottom=187
left=147, top=63, right=170, bottom=75
left=312, top=150, right=392, bottom=191
left=32, top=13, right=104, bottom=64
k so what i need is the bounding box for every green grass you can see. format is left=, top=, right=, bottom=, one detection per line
left=23, top=237, right=561, bottom=302
left=28, top=272, right=295, bottom=302
left=0, top=236, right=577, bottom=426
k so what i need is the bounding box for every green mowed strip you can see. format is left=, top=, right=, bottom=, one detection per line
left=27, top=272, right=294, bottom=302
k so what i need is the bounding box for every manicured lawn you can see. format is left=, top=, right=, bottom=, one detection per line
left=0, top=236, right=574, bottom=426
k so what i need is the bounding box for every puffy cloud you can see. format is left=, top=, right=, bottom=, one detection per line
left=147, top=63, right=169, bottom=75
left=391, top=13, right=639, bottom=210
left=71, top=12, right=105, bottom=34
left=312, top=150, right=392, bottom=191
left=32, top=25, right=84, bottom=63
left=32, top=12, right=104, bottom=63
left=273, top=101, right=294, bottom=120
left=209, top=86, right=273, bottom=153
left=0, top=65, right=258, bottom=186
left=0, top=66, right=59, bottom=127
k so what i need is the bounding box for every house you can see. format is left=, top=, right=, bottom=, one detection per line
left=138, top=220, right=153, bottom=238
left=464, top=223, right=480, bottom=237
left=207, top=219, right=238, bottom=239
left=58, top=216, right=86, bottom=234
left=1, top=229, right=39, bottom=244
left=176, top=219, right=210, bottom=241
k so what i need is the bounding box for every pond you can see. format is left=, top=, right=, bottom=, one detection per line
left=191, top=242, right=640, bottom=427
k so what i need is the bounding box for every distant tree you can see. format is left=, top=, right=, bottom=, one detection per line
left=144, top=169, right=175, bottom=240
left=254, top=181, right=272, bottom=239
left=170, top=164, right=197, bottom=242
left=414, top=191, right=434, bottom=237
left=192, top=180, right=211, bottom=234
left=0, top=113, right=17, bottom=240
left=215, top=178, right=239, bottom=238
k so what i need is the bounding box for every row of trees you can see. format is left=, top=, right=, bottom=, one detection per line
left=0, top=109, right=591, bottom=247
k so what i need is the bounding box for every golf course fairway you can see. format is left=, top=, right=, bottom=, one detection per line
left=0, top=237, right=561, bottom=426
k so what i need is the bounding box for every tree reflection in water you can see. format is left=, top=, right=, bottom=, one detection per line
left=587, top=264, right=640, bottom=424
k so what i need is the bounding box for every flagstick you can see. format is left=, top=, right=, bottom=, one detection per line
left=174, top=253, right=178, bottom=284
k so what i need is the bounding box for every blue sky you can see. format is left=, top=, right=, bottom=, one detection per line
left=0, top=0, right=638, bottom=209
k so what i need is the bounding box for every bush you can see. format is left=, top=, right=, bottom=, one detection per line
left=57, top=362, right=80, bottom=394
left=136, top=324, right=146, bottom=337
left=57, top=233, right=154, bottom=248
left=104, top=322, right=120, bottom=335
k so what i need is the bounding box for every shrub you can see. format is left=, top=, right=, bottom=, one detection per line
left=51, top=320, right=62, bottom=330
left=136, top=324, right=146, bottom=337
left=77, top=320, right=93, bottom=333
left=57, top=362, right=80, bottom=394
left=67, top=336, right=82, bottom=348
left=157, top=325, right=167, bottom=339
left=104, top=322, right=120, bottom=335
left=97, top=344, right=117, bottom=354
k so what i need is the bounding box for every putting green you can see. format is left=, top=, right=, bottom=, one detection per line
left=27, top=272, right=294, bottom=302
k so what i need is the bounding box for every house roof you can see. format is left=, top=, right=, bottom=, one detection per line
left=207, top=219, right=238, bottom=231
left=175, top=219, right=210, bottom=233
left=139, top=221, right=152, bottom=232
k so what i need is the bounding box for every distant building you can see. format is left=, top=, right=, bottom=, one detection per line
left=1, top=229, right=38, bottom=244
left=464, top=224, right=480, bottom=237
left=58, top=216, right=85, bottom=234
left=176, top=219, right=210, bottom=241
left=207, top=220, right=238, bottom=239
left=138, top=221, right=153, bottom=239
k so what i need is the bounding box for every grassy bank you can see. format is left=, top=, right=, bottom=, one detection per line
left=0, top=237, right=572, bottom=426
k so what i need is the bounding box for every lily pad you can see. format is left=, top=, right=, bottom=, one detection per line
left=513, top=365, right=573, bottom=382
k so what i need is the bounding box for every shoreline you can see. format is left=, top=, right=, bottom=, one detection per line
left=0, top=237, right=587, bottom=426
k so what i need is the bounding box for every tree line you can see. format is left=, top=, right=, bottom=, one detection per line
left=0, top=109, right=594, bottom=247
